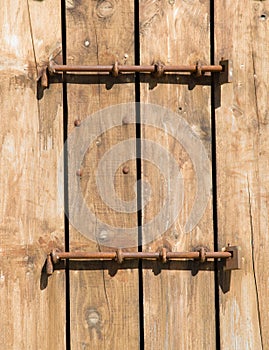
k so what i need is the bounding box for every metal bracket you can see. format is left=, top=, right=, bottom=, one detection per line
left=224, top=245, right=242, bottom=271
left=219, top=59, right=233, bottom=84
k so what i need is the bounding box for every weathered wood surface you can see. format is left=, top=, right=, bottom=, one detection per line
left=2, top=1, right=269, bottom=348
left=66, top=1, right=139, bottom=349
left=140, top=1, right=215, bottom=349
left=0, top=1, right=65, bottom=349
left=215, top=1, right=269, bottom=349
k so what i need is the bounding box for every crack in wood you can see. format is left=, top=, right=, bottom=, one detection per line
left=247, top=176, right=264, bottom=350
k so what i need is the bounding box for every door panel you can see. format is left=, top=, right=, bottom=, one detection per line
left=140, top=1, right=215, bottom=348
left=66, top=1, right=140, bottom=349
left=215, top=1, right=269, bottom=348
left=0, top=1, right=65, bottom=349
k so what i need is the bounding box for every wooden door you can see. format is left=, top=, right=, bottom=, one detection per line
left=2, top=1, right=269, bottom=349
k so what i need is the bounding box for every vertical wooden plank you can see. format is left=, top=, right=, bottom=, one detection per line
left=66, top=1, right=139, bottom=349
left=215, top=1, right=269, bottom=348
left=0, top=1, right=65, bottom=349
left=140, top=1, right=215, bottom=349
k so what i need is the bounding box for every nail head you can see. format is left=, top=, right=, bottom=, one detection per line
left=74, top=119, right=81, bottom=127
left=76, top=169, right=83, bottom=177
left=122, top=166, right=129, bottom=174
left=122, top=116, right=130, bottom=125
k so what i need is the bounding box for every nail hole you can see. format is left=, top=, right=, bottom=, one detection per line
left=260, top=14, right=267, bottom=21
left=84, top=40, right=90, bottom=47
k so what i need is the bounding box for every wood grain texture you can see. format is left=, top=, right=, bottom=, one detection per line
left=66, top=1, right=139, bottom=349
left=215, top=1, right=269, bottom=349
left=140, top=1, right=215, bottom=349
left=0, top=1, right=65, bottom=349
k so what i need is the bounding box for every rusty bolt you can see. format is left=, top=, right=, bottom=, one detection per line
left=122, top=166, right=129, bottom=174
left=116, top=249, right=124, bottom=264
left=96, top=138, right=102, bottom=146
left=122, top=116, right=130, bottom=125
left=46, top=254, right=54, bottom=275
left=76, top=169, right=83, bottom=177
left=74, top=119, right=81, bottom=127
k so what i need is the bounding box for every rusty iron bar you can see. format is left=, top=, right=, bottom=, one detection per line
left=46, top=246, right=241, bottom=275
left=49, top=61, right=223, bottom=75
left=50, top=248, right=231, bottom=264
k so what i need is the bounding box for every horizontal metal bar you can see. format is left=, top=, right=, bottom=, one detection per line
left=50, top=248, right=231, bottom=263
left=46, top=246, right=241, bottom=275
left=49, top=61, right=223, bottom=75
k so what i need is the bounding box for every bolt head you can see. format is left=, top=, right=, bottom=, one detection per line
left=122, top=166, right=129, bottom=174
left=76, top=169, right=83, bottom=177
left=122, top=116, right=130, bottom=125
left=74, top=119, right=81, bottom=127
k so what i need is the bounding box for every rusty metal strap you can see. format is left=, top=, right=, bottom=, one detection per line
left=46, top=245, right=241, bottom=275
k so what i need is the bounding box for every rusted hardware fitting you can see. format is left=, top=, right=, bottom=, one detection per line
left=46, top=245, right=241, bottom=275
left=38, top=59, right=232, bottom=91
left=195, top=61, right=203, bottom=77
left=46, top=253, right=54, bottom=275
left=37, top=66, right=49, bottom=88
left=48, top=60, right=224, bottom=76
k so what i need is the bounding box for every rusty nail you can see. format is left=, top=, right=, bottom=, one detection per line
left=51, top=249, right=60, bottom=265
left=199, top=247, right=206, bottom=262
left=160, top=247, right=168, bottom=263
left=116, top=249, right=124, bottom=264
left=37, top=67, right=48, bottom=88
left=96, top=138, right=102, bottom=146
left=153, top=62, right=165, bottom=78
left=74, top=119, right=81, bottom=127
left=122, top=166, right=129, bottom=174
left=111, top=61, right=119, bottom=77
left=195, top=61, right=202, bottom=77
left=46, top=254, right=53, bottom=275
left=122, top=116, right=130, bottom=125
left=41, top=68, right=48, bottom=88
left=76, top=169, right=83, bottom=177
